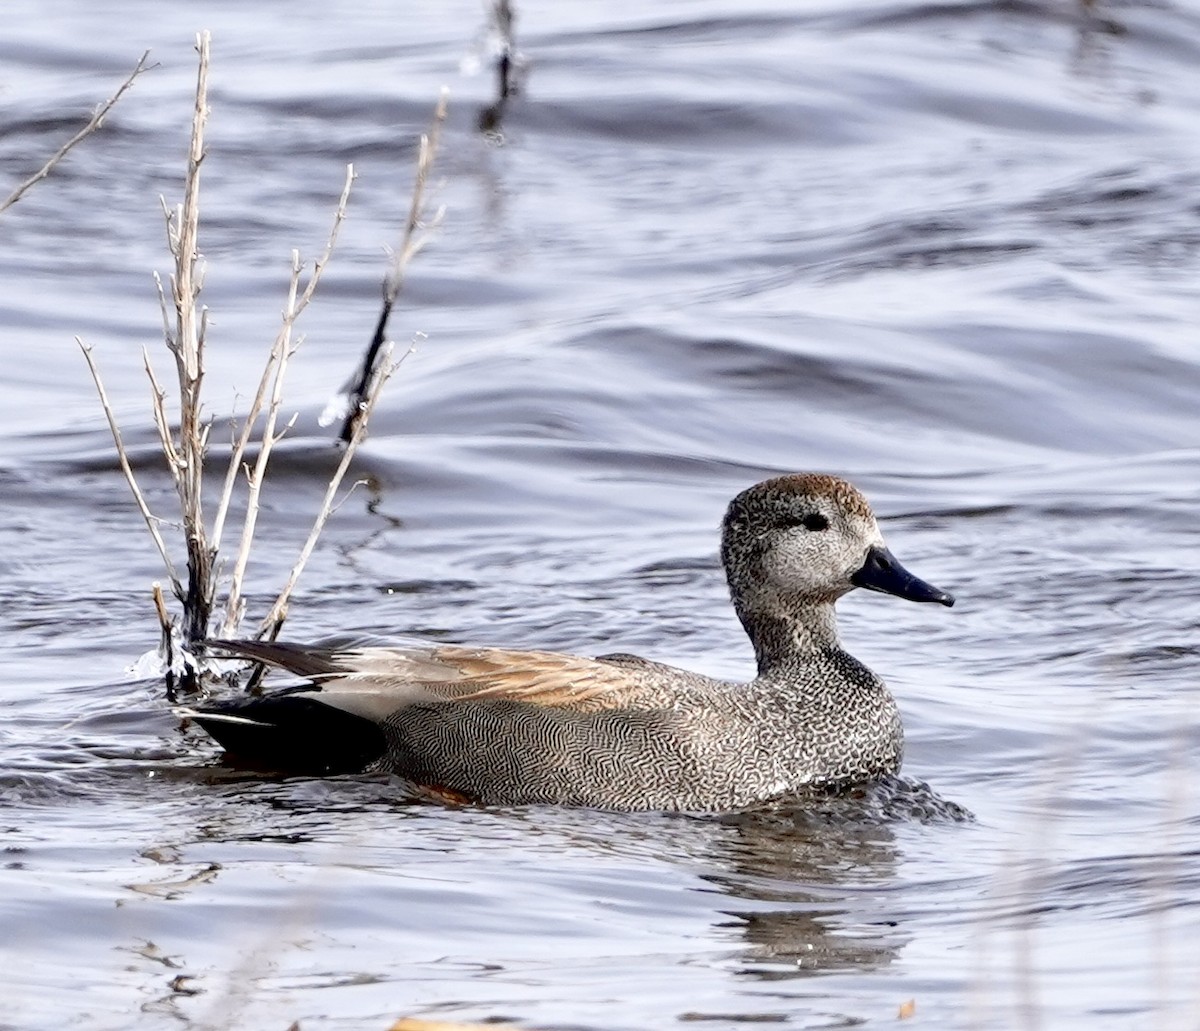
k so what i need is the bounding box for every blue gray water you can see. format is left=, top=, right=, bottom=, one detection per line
left=1, top=1, right=1198, bottom=1028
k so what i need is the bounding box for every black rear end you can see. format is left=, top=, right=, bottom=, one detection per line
left=191, top=689, right=387, bottom=775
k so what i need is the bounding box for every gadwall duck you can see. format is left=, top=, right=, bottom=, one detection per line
left=193, top=474, right=954, bottom=811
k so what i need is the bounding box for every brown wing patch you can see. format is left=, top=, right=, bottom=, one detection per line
left=430, top=645, right=644, bottom=711
left=211, top=641, right=656, bottom=714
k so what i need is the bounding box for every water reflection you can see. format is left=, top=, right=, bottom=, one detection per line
left=693, top=781, right=965, bottom=980
left=475, top=0, right=524, bottom=135
left=707, top=810, right=905, bottom=979
left=1069, top=0, right=1127, bottom=82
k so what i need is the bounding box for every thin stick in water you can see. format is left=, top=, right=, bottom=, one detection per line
left=210, top=164, right=356, bottom=558
left=0, top=51, right=154, bottom=215
left=259, top=343, right=407, bottom=642
left=337, top=89, right=447, bottom=444
left=220, top=250, right=304, bottom=637
left=77, top=337, right=184, bottom=602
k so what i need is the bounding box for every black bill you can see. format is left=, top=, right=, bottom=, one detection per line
left=851, top=545, right=955, bottom=607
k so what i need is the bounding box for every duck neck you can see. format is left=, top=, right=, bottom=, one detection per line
left=734, top=593, right=841, bottom=675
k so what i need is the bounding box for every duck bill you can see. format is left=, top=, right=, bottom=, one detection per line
left=851, top=545, right=955, bottom=607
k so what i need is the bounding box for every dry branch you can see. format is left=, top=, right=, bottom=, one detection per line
left=78, top=337, right=184, bottom=600
left=335, top=88, right=447, bottom=443
left=166, top=31, right=214, bottom=647
left=0, top=51, right=154, bottom=215
left=211, top=164, right=355, bottom=553
left=218, top=250, right=304, bottom=637
left=258, top=342, right=407, bottom=642
left=214, top=164, right=355, bottom=636
left=80, top=34, right=445, bottom=693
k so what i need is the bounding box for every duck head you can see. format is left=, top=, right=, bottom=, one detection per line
left=720, top=474, right=953, bottom=668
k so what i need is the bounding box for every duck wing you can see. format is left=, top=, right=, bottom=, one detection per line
left=190, top=640, right=715, bottom=800
left=205, top=639, right=651, bottom=714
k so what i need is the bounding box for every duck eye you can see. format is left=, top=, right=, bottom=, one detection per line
left=780, top=512, right=828, bottom=532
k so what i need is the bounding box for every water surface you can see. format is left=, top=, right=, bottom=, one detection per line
left=1, top=1, right=1198, bottom=1028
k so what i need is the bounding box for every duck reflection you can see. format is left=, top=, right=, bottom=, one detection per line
left=705, top=806, right=903, bottom=977
left=693, top=780, right=970, bottom=978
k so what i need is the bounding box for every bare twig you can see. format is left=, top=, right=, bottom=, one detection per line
left=210, top=163, right=355, bottom=556
left=259, top=343, right=407, bottom=641
left=220, top=250, right=304, bottom=636
left=0, top=51, right=154, bottom=215
left=152, top=269, right=175, bottom=351
left=152, top=582, right=173, bottom=634
left=391, top=89, right=449, bottom=294
left=215, top=166, right=355, bottom=636
left=136, top=31, right=217, bottom=651
left=170, top=33, right=214, bottom=646
left=78, top=338, right=184, bottom=601
left=337, top=89, right=447, bottom=443
left=143, top=348, right=184, bottom=480
left=80, top=37, right=428, bottom=689
left=297, top=165, right=356, bottom=309
left=151, top=582, right=184, bottom=700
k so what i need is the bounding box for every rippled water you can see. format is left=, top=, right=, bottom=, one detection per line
left=2, top=1, right=1198, bottom=1028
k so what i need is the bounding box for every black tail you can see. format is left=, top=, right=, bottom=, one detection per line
left=189, top=689, right=387, bottom=776
left=203, top=638, right=352, bottom=679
